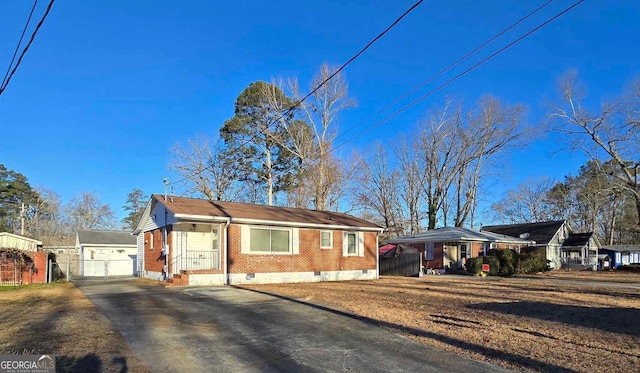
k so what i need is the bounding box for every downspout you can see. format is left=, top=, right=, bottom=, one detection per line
left=163, top=207, right=168, bottom=280
left=376, top=229, right=384, bottom=280
left=223, top=218, right=231, bottom=285
left=376, top=231, right=379, bottom=280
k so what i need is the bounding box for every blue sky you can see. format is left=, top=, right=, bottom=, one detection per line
left=1, top=0, right=639, bottom=223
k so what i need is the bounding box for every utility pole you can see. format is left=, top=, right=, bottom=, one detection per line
left=20, top=203, right=25, bottom=235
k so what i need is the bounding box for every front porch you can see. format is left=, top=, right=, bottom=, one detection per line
left=560, top=248, right=598, bottom=270
left=164, top=223, right=224, bottom=285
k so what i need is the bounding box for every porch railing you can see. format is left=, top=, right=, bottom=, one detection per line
left=561, top=257, right=597, bottom=266
left=176, top=250, right=220, bottom=271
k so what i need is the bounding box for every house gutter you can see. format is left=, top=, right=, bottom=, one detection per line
left=173, top=214, right=381, bottom=232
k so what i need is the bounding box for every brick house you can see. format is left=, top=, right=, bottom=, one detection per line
left=132, top=195, right=383, bottom=286
left=384, top=226, right=533, bottom=271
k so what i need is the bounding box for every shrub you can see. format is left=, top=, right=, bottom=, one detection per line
left=497, top=249, right=518, bottom=276
left=617, top=264, right=640, bottom=273
left=483, top=255, right=501, bottom=276
left=518, top=246, right=548, bottom=274
left=465, top=257, right=483, bottom=275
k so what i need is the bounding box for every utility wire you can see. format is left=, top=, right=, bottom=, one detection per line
left=170, top=0, right=424, bottom=186
left=1, top=0, right=38, bottom=89
left=171, top=0, right=584, bottom=199
left=0, top=0, right=55, bottom=98
left=334, top=0, right=554, bottom=142
left=331, top=0, right=584, bottom=153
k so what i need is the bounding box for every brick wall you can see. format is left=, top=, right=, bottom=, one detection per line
left=144, top=228, right=171, bottom=273
left=24, top=251, right=47, bottom=284
left=227, top=225, right=377, bottom=274
left=0, top=251, right=47, bottom=284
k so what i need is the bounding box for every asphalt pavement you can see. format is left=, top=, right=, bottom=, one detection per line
left=75, top=278, right=513, bottom=373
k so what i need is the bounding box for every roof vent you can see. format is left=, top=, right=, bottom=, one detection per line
left=519, top=232, right=530, bottom=239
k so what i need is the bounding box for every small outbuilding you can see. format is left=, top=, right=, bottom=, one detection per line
left=76, top=230, right=137, bottom=278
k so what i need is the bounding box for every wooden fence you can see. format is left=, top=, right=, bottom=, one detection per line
left=379, top=252, right=421, bottom=277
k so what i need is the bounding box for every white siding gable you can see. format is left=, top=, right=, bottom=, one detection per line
left=144, top=201, right=178, bottom=232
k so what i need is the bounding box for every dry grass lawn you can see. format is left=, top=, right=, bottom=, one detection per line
left=241, top=270, right=640, bottom=373
left=0, top=282, right=150, bottom=373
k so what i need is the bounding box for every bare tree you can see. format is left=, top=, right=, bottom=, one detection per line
left=351, top=144, right=405, bottom=237
left=414, top=97, right=526, bottom=229
left=452, top=97, right=525, bottom=227
left=550, top=73, right=640, bottom=227
left=393, top=136, right=425, bottom=234
left=492, top=177, right=556, bottom=224
left=65, top=192, right=117, bottom=231
left=28, top=187, right=65, bottom=237
left=417, top=102, right=463, bottom=229
left=286, top=63, right=356, bottom=210
left=170, top=136, right=240, bottom=201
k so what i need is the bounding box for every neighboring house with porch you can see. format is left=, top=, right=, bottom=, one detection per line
left=481, top=221, right=599, bottom=270
left=384, top=226, right=533, bottom=271
left=76, top=230, right=137, bottom=278
left=599, top=245, right=640, bottom=269
left=132, top=194, right=384, bottom=286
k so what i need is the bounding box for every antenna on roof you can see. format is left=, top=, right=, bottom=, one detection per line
left=162, top=177, right=170, bottom=201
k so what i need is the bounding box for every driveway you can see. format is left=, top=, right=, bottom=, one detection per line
left=75, top=279, right=511, bottom=372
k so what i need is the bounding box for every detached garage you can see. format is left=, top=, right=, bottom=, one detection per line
left=77, top=230, right=137, bottom=278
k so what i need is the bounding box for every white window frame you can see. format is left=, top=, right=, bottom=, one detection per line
left=241, top=225, right=300, bottom=255
left=425, top=242, right=434, bottom=260
left=320, top=230, right=333, bottom=249
left=342, top=231, right=364, bottom=257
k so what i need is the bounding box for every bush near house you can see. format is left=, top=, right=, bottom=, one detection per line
left=466, top=247, right=547, bottom=277
left=617, top=263, right=640, bottom=273
left=465, top=257, right=483, bottom=275
left=518, top=246, right=548, bottom=274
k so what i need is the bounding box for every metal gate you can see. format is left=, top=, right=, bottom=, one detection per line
left=70, top=259, right=137, bottom=279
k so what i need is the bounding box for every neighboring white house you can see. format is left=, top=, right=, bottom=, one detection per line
left=0, top=232, right=42, bottom=252
left=76, top=230, right=137, bottom=277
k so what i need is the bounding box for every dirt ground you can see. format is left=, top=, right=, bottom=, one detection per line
left=241, top=270, right=640, bottom=373
left=0, top=282, right=150, bottom=373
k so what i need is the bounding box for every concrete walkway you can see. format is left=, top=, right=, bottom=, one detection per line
left=75, top=278, right=512, bottom=373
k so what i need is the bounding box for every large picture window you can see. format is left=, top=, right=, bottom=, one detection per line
left=249, top=228, right=291, bottom=253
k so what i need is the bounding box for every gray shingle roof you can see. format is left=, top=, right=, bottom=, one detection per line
left=481, top=221, right=565, bottom=244
left=77, top=230, right=136, bottom=246
left=386, top=226, right=533, bottom=244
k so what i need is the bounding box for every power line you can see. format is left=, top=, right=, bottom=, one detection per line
left=0, top=0, right=55, bottom=98
left=331, top=0, right=584, bottom=153
left=171, top=0, right=584, bottom=202
left=1, top=0, right=39, bottom=89
left=334, top=0, right=554, bottom=143
left=170, top=0, right=424, bottom=186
